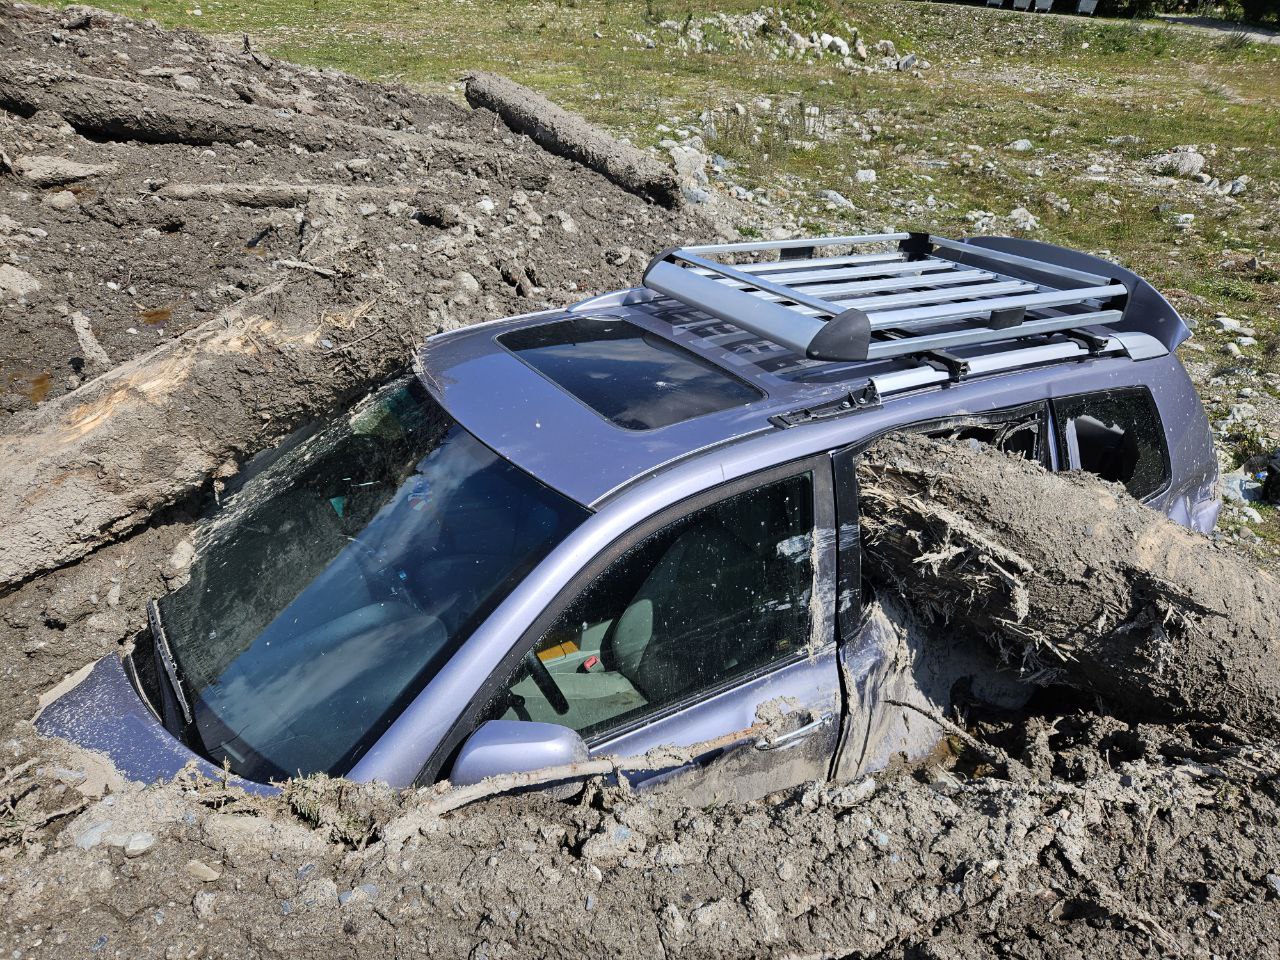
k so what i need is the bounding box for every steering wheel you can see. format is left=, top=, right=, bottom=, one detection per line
left=523, top=649, right=570, bottom=716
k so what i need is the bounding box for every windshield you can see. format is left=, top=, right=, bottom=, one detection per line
left=158, top=377, right=588, bottom=782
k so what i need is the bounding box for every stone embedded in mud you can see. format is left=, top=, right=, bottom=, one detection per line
left=184, top=859, right=222, bottom=882
left=0, top=264, right=41, bottom=298
left=580, top=816, right=646, bottom=861
left=15, top=155, right=115, bottom=187
left=123, top=832, right=155, bottom=857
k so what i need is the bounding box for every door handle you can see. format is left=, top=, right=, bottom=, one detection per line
left=755, top=713, right=835, bottom=751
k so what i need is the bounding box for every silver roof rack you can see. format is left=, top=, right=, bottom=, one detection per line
left=642, top=232, right=1153, bottom=367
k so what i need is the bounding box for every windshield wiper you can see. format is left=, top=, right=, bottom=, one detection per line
left=146, top=600, right=194, bottom=729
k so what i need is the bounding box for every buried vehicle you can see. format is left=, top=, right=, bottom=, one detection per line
left=38, top=233, right=1219, bottom=796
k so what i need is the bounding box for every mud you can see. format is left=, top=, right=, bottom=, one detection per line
left=859, top=433, right=1280, bottom=737
left=3, top=5, right=1280, bottom=960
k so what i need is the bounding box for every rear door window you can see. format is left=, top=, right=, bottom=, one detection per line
left=1052, top=388, right=1169, bottom=500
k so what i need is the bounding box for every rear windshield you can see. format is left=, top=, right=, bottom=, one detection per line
left=499, top=316, right=761, bottom=430
left=158, top=377, right=587, bottom=782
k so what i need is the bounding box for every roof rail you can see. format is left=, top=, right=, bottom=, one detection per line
left=641, top=232, right=1162, bottom=366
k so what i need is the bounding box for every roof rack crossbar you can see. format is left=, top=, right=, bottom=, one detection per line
left=864, top=309, right=1122, bottom=360
left=699, top=257, right=955, bottom=291
left=930, top=236, right=1112, bottom=287
left=683, top=233, right=909, bottom=255
left=751, top=269, right=1003, bottom=309
left=642, top=233, right=1142, bottom=364
left=864, top=283, right=1126, bottom=328
left=717, top=251, right=907, bottom=275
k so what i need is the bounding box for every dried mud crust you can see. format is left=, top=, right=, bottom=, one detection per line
left=2, top=714, right=1280, bottom=959
left=0, top=1, right=705, bottom=418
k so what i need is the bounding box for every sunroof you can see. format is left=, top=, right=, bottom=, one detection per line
left=499, top=316, right=762, bottom=430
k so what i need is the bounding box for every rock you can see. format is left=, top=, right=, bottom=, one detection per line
left=1008, top=207, right=1040, bottom=232
left=1242, top=506, right=1264, bottom=525
left=658, top=903, right=687, bottom=943
left=818, top=189, right=853, bottom=208
left=123, top=832, right=156, bottom=858
left=1228, top=176, right=1250, bottom=195
left=854, top=38, right=868, bottom=60
left=1266, top=873, right=1280, bottom=898
left=669, top=144, right=710, bottom=186
left=824, top=35, right=850, bottom=57
left=553, top=211, right=578, bottom=234
left=42, top=190, right=79, bottom=211
left=681, top=186, right=711, bottom=204
left=580, top=816, right=645, bottom=860
left=173, top=73, right=200, bottom=92
left=192, top=891, right=217, bottom=920
left=338, top=883, right=378, bottom=907
left=897, top=53, right=917, bottom=71
left=1009, top=138, right=1033, bottom=152
left=874, top=39, right=897, bottom=57
left=345, top=157, right=371, bottom=173
left=75, top=821, right=112, bottom=850
left=855, top=168, right=876, bottom=184
left=0, top=264, right=42, bottom=298
left=1151, top=148, right=1206, bottom=178
left=184, top=859, right=222, bottom=882
left=15, top=155, right=114, bottom=187
left=1214, top=316, right=1242, bottom=332
left=745, top=889, right=782, bottom=941
left=451, top=271, right=480, bottom=296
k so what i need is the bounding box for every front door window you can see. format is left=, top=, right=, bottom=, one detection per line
left=492, top=473, right=817, bottom=740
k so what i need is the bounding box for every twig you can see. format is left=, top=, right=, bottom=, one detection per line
left=885, top=697, right=1028, bottom=777
left=274, top=258, right=339, bottom=277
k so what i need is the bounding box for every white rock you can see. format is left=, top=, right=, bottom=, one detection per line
left=173, top=73, right=200, bottom=92
left=42, top=189, right=78, bottom=212
left=476, top=196, right=496, bottom=214
left=1151, top=148, right=1206, bottom=178
left=451, top=271, right=480, bottom=296
left=1009, top=139, right=1033, bottom=152
left=0, top=264, right=41, bottom=298
left=819, top=189, right=854, bottom=208
left=874, top=39, right=897, bottom=57
left=854, top=38, right=868, bottom=60
left=1214, top=316, right=1242, bottom=332
left=1008, top=207, right=1040, bottom=231
left=855, top=169, right=877, bottom=184
left=15, top=155, right=114, bottom=187
left=896, top=53, right=917, bottom=71
left=124, top=832, right=156, bottom=858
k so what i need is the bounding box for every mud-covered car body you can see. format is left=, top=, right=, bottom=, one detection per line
left=38, top=234, right=1219, bottom=796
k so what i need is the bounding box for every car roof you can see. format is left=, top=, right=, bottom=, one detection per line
left=417, top=235, right=1189, bottom=508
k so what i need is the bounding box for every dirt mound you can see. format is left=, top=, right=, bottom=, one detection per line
left=0, top=1, right=705, bottom=420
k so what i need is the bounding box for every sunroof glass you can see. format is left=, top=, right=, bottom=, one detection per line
left=499, top=316, right=762, bottom=430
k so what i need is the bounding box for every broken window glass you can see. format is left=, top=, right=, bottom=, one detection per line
left=1053, top=388, right=1169, bottom=500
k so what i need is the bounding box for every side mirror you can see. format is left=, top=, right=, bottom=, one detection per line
left=449, top=719, right=588, bottom=787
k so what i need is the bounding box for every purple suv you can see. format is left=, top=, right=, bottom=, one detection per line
left=37, top=233, right=1220, bottom=797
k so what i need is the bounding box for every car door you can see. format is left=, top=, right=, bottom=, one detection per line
left=827, top=406, right=1051, bottom=781
left=477, top=456, right=841, bottom=804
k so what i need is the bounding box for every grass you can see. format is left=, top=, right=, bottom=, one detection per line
left=41, top=0, right=1280, bottom=547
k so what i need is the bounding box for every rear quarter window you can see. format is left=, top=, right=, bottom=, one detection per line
left=1052, top=388, right=1170, bottom=501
